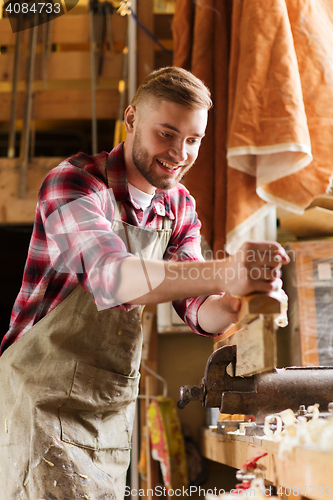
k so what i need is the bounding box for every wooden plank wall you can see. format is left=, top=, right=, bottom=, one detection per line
left=0, top=157, right=63, bottom=223
left=0, top=14, right=127, bottom=120
left=0, top=6, right=173, bottom=224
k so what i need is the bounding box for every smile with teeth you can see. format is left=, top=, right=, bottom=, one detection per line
left=157, top=159, right=181, bottom=171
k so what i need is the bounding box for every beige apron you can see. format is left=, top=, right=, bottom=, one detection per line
left=0, top=210, right=171, bottom=500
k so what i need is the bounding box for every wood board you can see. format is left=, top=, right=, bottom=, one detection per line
left=215, top=315, right=276, bottom=377
left=309, top=194, right=333, bottom=211
left=1, top=88, right=120, bottom=121
left=238, top=292, right=282, bottom=325
left=0, top=51, right=124, bottom=83
left=280, top=206, right=333, bottom=238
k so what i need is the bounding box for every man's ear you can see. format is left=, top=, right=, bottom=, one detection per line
left=124, top=105, right=136, bottom=133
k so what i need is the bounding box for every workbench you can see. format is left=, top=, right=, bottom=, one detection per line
left=201, top=427, right=333, bottom=500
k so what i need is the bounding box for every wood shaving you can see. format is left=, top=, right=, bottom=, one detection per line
left=42, top=457, right=55, bottom=467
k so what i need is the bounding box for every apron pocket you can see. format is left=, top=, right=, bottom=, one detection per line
left=59, top=361, right=140, bottom=450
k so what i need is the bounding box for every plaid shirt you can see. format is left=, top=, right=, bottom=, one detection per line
left=1, top=143, right=211, bottom=354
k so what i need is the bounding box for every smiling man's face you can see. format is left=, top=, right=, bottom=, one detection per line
left=124, top=98, right=208, bottom=194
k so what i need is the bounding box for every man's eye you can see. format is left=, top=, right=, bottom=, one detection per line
left=188, top=138, right=200, bottom=145
left=161, top=132, right=172, bottom=138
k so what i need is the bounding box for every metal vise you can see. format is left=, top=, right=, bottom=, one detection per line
left=178, top=345, right=333, bottom=423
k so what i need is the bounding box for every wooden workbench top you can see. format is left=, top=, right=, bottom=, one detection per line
left=201, top=427, right=333, bottom=500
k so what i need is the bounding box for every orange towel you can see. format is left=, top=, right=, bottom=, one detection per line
left=173, top=0, right=232, bottom=255
left=226, top=0, right=333, bottom=252
left=174, top=0, right=333, bottom=255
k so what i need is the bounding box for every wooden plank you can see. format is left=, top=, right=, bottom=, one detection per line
left=283, top=241, right=333, bottom=367
left=0, top=79, right=119, bottom=93
left=200, top=428, right=277, bottom=483
left=0, top=14, right=127, bottom=46
left=1, top=88, right=119, bottom=120
left=238, top=292, right=282, bottom=325
left=277, top=446, right=333, bottom=500
left=215, top=316, right=276, bottom=376
left=309, top=194, right=333, bottom=211
left=280, top=206, right=333, bottom=238
left=0, top=51, right=124, bottom=82
left=296, top=251, right=320, bottom=366
left=214, top=292, right=284, bottom=375
left=0, top=157, right=63, bottom=224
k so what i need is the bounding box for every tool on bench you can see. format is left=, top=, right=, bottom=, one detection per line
left=178, top=292, right=333, bottom=435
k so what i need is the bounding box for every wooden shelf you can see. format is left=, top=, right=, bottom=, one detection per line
left=201, top=427, right=333, bottom=499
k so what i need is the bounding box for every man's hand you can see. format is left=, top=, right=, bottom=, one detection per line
left=197, top=241, right=289, bottom=335
left=223, top=241, right=289, bottom=297
left=197, top=292, right=241, bottom=335
left=220, top=292, right=242, bottom=325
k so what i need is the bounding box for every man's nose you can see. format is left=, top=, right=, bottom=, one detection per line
left=169, top=141, right=187, bottom=162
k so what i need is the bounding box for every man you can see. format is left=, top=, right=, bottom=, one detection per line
left=0, top=67, right=289, bottom=499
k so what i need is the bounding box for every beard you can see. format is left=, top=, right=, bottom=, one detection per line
left=131, top=129, right=193, bottom=190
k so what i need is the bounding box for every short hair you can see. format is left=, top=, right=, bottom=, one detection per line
left=131, top=66, right=213, bottom=111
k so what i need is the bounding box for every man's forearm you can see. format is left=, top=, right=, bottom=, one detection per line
left=114, top=241, right=289, bottom=335
left=116, top=257, right=223, bottom=305
left=116, top=241, right=285, bottom=306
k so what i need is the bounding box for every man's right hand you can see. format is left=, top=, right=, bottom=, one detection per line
left=223, top=241, right=290, bottom=297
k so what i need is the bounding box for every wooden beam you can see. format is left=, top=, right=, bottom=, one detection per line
left=1, top=88, right=119, bottom=120
left=0, top=51, right=124, bottom=82
left=213, top=292, right=286, bottom=376
left=215, top=315, right=276, bottom=376
left=280, top=206, right=333, bottom=239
